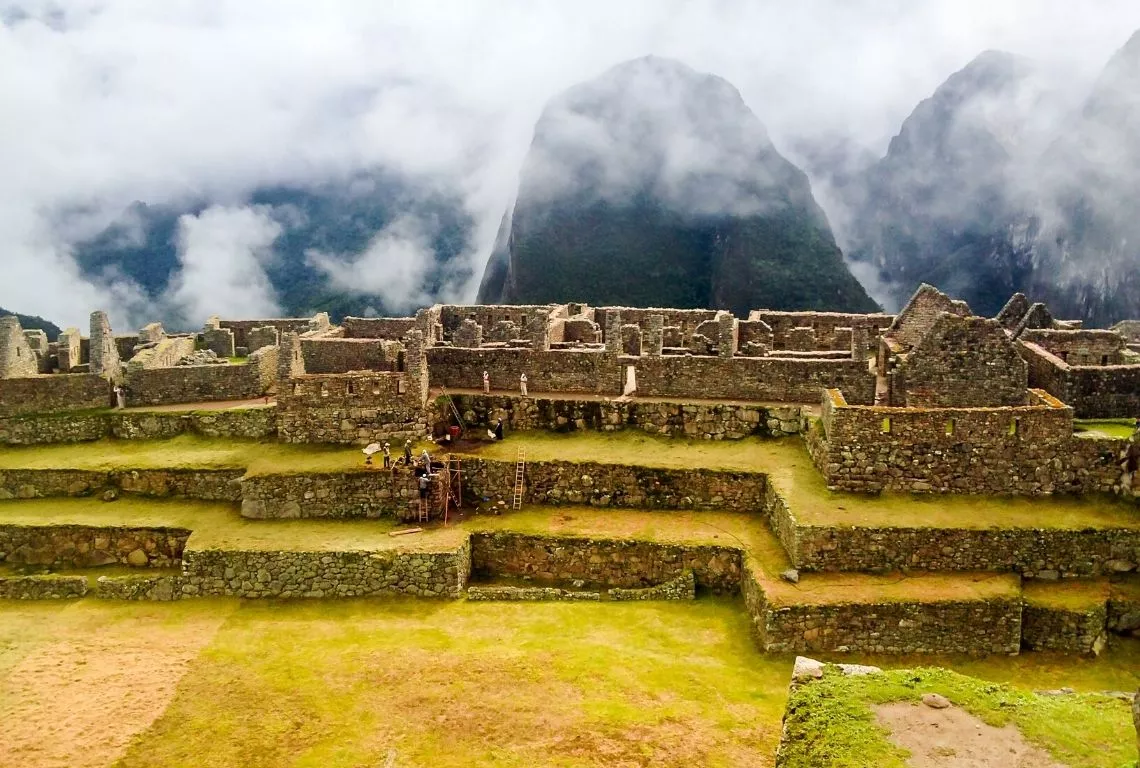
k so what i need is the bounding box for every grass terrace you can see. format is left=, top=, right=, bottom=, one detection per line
left=0, top=599, right=1136, bottom=768
left=1074, top=418, right=1137, bottom=439
left=460, top=431, right=1140, bottom=531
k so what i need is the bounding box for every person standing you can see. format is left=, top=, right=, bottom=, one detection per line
left=519, top=372, right=528, bottom=397
left=382, top=442, right=391, bottom=469
left=494, top=418, right=504, bottom=441
left=403, top=439, right=413, bottom=466
left=113, top=385, right=126, bottom=409
left=483, top=370, right=490, bottom=394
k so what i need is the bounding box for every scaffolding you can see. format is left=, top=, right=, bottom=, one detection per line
left=415, top=454, right=464, bottom=523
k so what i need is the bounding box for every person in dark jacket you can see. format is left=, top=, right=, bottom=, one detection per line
left=494, top=419, right=504, bottom=441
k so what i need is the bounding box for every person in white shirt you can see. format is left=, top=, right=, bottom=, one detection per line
left=519, top=372, right=528, bottom=397
left=483, top=370, right=490, bottom=394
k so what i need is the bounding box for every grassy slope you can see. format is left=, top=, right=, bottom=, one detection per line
left=0, top=599, right=1135, bottom=768
left=778, top=666, right=1137, bottom=768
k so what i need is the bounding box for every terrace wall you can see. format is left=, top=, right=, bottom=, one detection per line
left=756, top=596, right=1023, bottom=655
left=442, top=394, right=804, bottom=439
left=470, top=532, right=741, bottom=593
left=0, top=524, right=189, bottom=568
left=0, top=574, right=88, bottom=599
left=808, top=388, right=1123, bottom=494
left=1021, top=601, right=1108, bottom=655
left=180, top=539, right=470, bottom=599
left=240, top=471, right=420, bottom=519
left=0, top=469, right=243, bottom=501
left=0, top=374, right=109, bottom=418
left=0, top=407, right=276, bottom=444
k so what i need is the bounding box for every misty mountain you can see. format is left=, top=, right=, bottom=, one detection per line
left=0, top=307, right=61, bottom=341
left=844, top=36, right=1140, bottom=325
left=71, top=172, right=474, bottom=327
left=478, top=56, right=879, bottom=315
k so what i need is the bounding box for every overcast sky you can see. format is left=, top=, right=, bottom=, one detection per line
left=3, top=0, right=1140, bottom=328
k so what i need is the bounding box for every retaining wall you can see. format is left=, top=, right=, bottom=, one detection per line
left=443, top=394, right=804, bottom=439
left=0, top=524, right=188, bottom=568
left=180, top=539, right=470, bottom=599
left=470, top=532, right=741, bottom=593
left=0, top=468, right=243, bottom=501
left=1021, top=601, right=1108, bottom=654
left=0, top=407, right=276, bottom=444
left=0, top=574, right=88, bottom=599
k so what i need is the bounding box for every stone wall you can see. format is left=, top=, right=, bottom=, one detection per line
left=94, top=573, right=183, bottom=601
left=748, top=311, right=893, bottom=352
left=629, top=355, right=877, bottom=404
left=180, top=539, right=470, bottom=599
left=0, top=524, right=189, bottom=568
left=342, top=317, right=417, bottom=339
left=463, top=459, right=769, bottom=511
left=219, top=318, right=313, bottom=349
left=0, top=468, right=243, bottom=501
left=788, top=520, right=1140, bottom=576
left=1023, top=342, right=1140, bottom=419
left=240, top=470, right=420, bottom=519
left=0, top=574, right=88, bottom=599
left=1021, top=601, right=1108, bottom=655
left=808, top=388, right=1124, bottom=495
left=276, top=372, right=428, bottom=444
left=126, top=336, right=195, bottom=370
left=888, top=284, right=971, bottom=349
left=470, top=532, right=741, bottom=593
left=0, top=316, right=39, bottom=378
left=1021, top=329, right=1126, bottom=366
left=0, top=373, right=110, bottom=418
left=301, top=338, right=402, bottom=374
left=124, top=346, right=276, bottom=407
left=466, top=584, right=601, bottom=601
left=443, top=393, right=804, bottom=439
left=0, top=407, right=275, bottom=444
left=427, top=346, right=621, bottom=395
left=896, top=314, right=1028, bottom=408
left=757, top=596, right=1023, bottom=655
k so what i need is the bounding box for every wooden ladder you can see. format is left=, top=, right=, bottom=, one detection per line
left=511, top=447, right=525, bottom=510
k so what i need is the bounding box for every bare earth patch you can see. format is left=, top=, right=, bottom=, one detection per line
left=874, top=702, right=1067, bottom=768
left=0, top=617, right=225, bottom=768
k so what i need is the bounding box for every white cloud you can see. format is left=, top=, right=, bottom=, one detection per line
left=165, top=205, right=282, bottom=325
left=1, top=0, right=1140, bottom=325
left=306, top=214, right=435, bottom=313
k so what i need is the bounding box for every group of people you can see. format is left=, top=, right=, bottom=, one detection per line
left=482, top=370, right=527, bottom=397
left=364, top=439, right=424, bottom=470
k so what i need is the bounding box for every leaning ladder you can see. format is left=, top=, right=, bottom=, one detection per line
left=512, top=448, right=526, bottom=510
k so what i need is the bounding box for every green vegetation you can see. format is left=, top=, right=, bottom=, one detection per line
left=0, top=497, right=461, bottom=553
left=1074, top=419, right=1138, bottom=439
left=0, top=599, right=1135, bottom=767
left=461, top=431, right=1140, bottom=531
left=1023, top=579, right=1112, bottom=611
left=0, top=305, right=61, bottom=340
left=778, top=665, right=1136, bottom=768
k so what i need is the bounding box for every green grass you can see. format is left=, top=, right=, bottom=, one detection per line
left=462, top=431, right=1140, bottom=531
left=0, top=599, right=1136, bottom=768
left=1023, top=579, right=1112, bottom=611
left=1074, top=419, right=1137, bottom=439
left=0, top=497, right=463, bottom=553
left=778, top=665, right=1137, bottom=768
left=0, top=434, right=426, bottom=476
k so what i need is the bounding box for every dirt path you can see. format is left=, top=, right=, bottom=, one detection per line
left=0, top=616, right=226, bottom=768
left=874, top=702, right=1066, bottom=767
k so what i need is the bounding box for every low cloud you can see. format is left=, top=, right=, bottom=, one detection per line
left=306, top=214, right=436, bottom=313
left=165, top=205, right=282, bottom=325
left=3, top=1, right=1140, bottom=326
